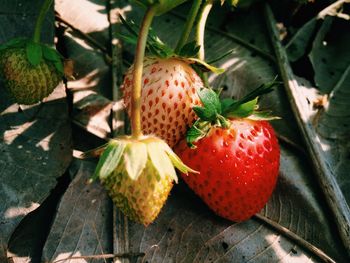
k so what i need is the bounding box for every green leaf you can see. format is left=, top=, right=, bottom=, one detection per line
left=92, top=140, right=126, bottom=181
left=119, top=15, right=139, bottom=37
left=147, top=141, right=177, bottom=181
left=124, top=142, right=148, bottom=180
left=226, top=97, right=258, bottom=118
left=178, top=41, right=200, bottom=57
left=26, top=41, right=43, bottom=66
left=286, top=18, right=318, bottom=62
left=42, top=45, right=62, bottom=62
left=116, top=33, right=138, bottom=46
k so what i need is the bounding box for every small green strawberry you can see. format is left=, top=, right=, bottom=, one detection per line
left=91, top=136, right=196, bottom=226
left=0, top=39, right=63, bottom=105
left=0, top=0, right=64, bottom=105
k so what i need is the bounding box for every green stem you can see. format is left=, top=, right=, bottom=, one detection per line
left=131, top=7, right=156, bottom=139
left=175, top=0, right=202, bottom=53
left=195, top=0, right=214, bottom=61
left=33, top=0, right=54, bottom=43
left=195, top=0, right=214, bottom=87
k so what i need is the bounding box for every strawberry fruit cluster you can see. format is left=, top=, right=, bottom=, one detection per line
left=93, top=0, right=281, bottom=226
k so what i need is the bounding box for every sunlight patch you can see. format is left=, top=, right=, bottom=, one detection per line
left=4, top=202, right=39, bottom=219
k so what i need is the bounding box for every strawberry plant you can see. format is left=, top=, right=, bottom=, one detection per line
left=90, top=2, right=200, bottom=226
left=175, top=82, right=280, bottom=221
left=0, top=0, right=64, bottom=105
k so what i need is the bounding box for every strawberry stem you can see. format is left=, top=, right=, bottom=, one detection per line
left=131, top=7, right=156, bottom=139
left=175, top=0, right=202, bottom=53
left=195, top=0, right=213, bottom=61
left=33, top=0, right=54, bottom=43
left=195, top=0, right=213, bottom=87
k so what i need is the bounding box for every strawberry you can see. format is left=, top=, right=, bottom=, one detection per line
left=0, top=38, right=63, bottom=105
left=175, top=82, right=280, bottom=221
left=90, top=135, right=196, bottom=226
left=122, top=57, right=203, bottom=147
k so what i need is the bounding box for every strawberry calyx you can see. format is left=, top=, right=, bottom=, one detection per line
left=186, top=80, right=280, bottom=147
left=0, top=37, right=64, bottom=75
left=89, top=135, right=198, bottom=183
left=118, top=15, right=224, bottom=75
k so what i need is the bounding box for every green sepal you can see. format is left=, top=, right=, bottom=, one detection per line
left=124, top=142, right=148, bottom=180
left=92, top=140, right=126, bottom=182
left=193, top=88, right=221, bottom=121
left=183, top=57, right=225, bottom=74
left=248, top=111, right=281, bottom=121
left=162, top=143, right=198, bottom=175
left=186, top=79, right=280, bottom=146
left=223, top=80, right=278, bottom=114
left=118, top=15, right=173, bottom=58
left=54, top=60, right=64, bottom=75
left=147, top=141, right=177, bottom=182
left=226, top=97, right=258, bottom=118
left=0, top=37, right=27, bottom=51
left=186, top=120, right=211, bottom=148
left=118, top=15, right=224, bottom=74
left=26, top=41, right=43, bottom=66
left=221, top=97, right=236, bottom=113
left=81, top=143, right=108, bottom=158
left=42, top=45, right=62, bottom=62
left=42, top=44, right=64, bottom=74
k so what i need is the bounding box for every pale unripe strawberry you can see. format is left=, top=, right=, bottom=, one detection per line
left=93, top=136, right=197, bottom=226
left=122, top=57, right=203, bottom=147
left=103, top=157, right=174, bottom=225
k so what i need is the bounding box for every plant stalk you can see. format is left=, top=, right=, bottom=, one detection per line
left=195, top=0, right=214, bottom=61
left=195, top=0, right=214, bottom=87
left=175, top=0, right=202, bottom=53
left=131, top=7, right=156, bottom=139
left=33, top=0, right=54, bottom=43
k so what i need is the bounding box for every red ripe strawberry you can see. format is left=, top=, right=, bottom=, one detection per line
left=175, top=119, right=279, bottom=221
left=122, top=57, right=203, bottom=147
left=174, top=83, right=280, bottom=221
